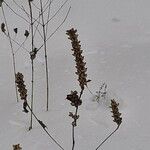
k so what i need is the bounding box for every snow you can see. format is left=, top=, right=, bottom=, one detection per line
left=0, top=0, right=150, bottom=149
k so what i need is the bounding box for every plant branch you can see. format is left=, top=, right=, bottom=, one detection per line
left=1, top=5, right=19, bottom=102
left=95, top=125, right=120, bottom=150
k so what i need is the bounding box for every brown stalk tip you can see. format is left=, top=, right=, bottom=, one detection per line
left=13, top=144, right=22, bottom=150
left=66, top=28, right=91, bottom=90
left=110, top=99, right=122, bottom=126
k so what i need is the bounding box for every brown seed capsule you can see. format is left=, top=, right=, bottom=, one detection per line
left=1, top=23, right=6, bottom=33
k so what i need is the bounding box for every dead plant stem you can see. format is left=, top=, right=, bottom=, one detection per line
left=95, top=125, right=120, bottom=150
left=40, top=0, right=49, bottom=111
left=28, top=0, right=34, bottom=130
left=1, top=5, right=19, bottom=102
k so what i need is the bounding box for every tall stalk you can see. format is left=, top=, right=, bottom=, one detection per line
left=28, top=0, right=34, bottom=130
left=40, top=0, right=49, bottom=111
left=1, top=5, right=19, bottom=102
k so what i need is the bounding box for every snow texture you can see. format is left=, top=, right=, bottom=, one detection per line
left=0, top=0, right=150, bottom=149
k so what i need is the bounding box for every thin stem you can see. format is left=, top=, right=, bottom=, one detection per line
left=26, top=103, right=64, bottom=150
left=1, top=5, right=19, bottom=102
left=37, top=6, right=71, bottom=52
left=46, top=0, right=53, bottom=37
left=45, top=0, right=70, bottom=26
left=40, top=0, right=49, bottom=111
left=95, top=125, right=120, bottom=150
left=71, top=89, right=83, bottom=150
left=4, top=1, right=30, bottom=24
left=28, top=0, right=34, bottom=131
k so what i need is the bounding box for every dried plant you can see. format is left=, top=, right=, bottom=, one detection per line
left=95, top=99, right=122, bottom=150
left=0, top=5, right=19, bottom=102
left=66, top=28, right=90, bottom=150
left=66, top=28, right=91, bottom=91
left=15, top=72, right=28, bottom=113
left=13, top=144, right=22, bottom=150
left=15, top=72, right=64, bottom=150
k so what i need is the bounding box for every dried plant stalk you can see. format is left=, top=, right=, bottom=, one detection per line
left=15, top=72, right=64, bottom=150
left=28, top=0, right=35, bottom=131
left=66, top=28, right=90, bottom=150
left=1, top=4, right=19, bottom=102
left=39, top=0, right=49, bottom=111
left=95, top=99, right=122, bottom=150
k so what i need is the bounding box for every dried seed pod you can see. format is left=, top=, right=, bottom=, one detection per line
left=110, top=99, right=122, bottom=126
left=30, top=48, right=37, bottom=60
left=1, top=23, right=6, bottom=33
left=14, top=28, right=18, bottom=34
left=24, top=30, right=29, bottom=37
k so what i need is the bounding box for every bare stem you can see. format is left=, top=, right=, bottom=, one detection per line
left=71, top=89, right=83, bottom=150
left=1, top=5, right=19, bottom=102
left=28, top=0, right=34, bottom=131
left=95, top=125, right=120, bottom=150
left=40, top=0, right=49, bottom=111
left=26, top=103, right=64, bottom=150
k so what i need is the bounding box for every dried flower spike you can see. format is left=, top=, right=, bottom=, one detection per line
left=66, top=28, right=90, bottom=90
left=15, top=72, right=28, bottom=113
left=110, top=99, right=122, bottom=126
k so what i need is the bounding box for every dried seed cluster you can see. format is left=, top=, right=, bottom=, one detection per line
left=66, top=91, right=82, bottom=107
left=13, top=144, right=22, bottom=150
left=1, top=22, right=6, bottom=33
left=110, top=99, right=122, bottom=126
left=66, top=28, right=90, bottom=90
left=66, top=91, right=82, bottom=126
left=15, top=72, right=27, bottom=100
left=15, top=72, right=28, bottom=113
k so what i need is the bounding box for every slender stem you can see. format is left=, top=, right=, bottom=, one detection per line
left=28, top=0, right=34, bottom=130
left=26, top=103, right=64, bottom=150
left=71, top=89, right=83, bottom=150
left=95, top=125, right=120, bottom=150
left=1, top=5, right=19, bottom=102
left=37, top=6, right=71, bottom=52
left=40, top=0, right=49, bottom=111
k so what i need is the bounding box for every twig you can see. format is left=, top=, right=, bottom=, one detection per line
left=26, top=103, right=64, bottom=150
left=28, top=0, right=35, bottom=131
left=37, top=6, right=71, bottom=52
left=95, top=125, right=120, bottom=150
left=40, top=0, right=49, bottom=111
left=1, top=5, right=19, bottom=102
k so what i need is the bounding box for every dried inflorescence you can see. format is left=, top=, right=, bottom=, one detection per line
left=66, top=91, right=82, bottom=107
left=13, top=144, right=22, bottom=150
left=15, top=72, right=28, bottom=113
left=66, top=28, right=91, bottom=90
left=66, top=91, right=82, bottom=126
left=110, top=99, right=122, bottom=126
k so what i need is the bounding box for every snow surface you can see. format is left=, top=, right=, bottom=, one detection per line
left=0, top=0, right=150, bottom=149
